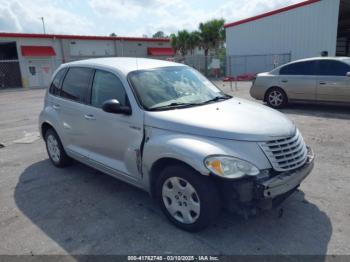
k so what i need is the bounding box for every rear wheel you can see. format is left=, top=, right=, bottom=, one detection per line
left=45, top=129, right=71, bottom=167
left=266, top=87, right=288, bottom=109
left=156, top=164, right=221, bottom=232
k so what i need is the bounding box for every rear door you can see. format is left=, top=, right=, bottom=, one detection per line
left=316, top=60, right=350, bottom=103
left=278, top=61, right=317, bottom=101
left=55, top=67, right=94, bottom=159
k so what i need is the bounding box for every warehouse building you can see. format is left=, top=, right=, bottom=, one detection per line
left=0, top=32, right=173, bottom=88
left=225, top=0, right=350, bottom=76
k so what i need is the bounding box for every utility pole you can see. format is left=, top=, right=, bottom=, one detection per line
left=40, top=17, right=46, bottom=34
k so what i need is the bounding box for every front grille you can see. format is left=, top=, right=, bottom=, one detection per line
left=259, top=129, right=308, bottom=172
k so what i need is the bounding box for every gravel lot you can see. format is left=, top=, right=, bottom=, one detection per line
left=0, top=82, right=349, bottom=256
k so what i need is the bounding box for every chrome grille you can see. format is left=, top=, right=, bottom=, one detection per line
left=259, top=129, right=308, bottom=172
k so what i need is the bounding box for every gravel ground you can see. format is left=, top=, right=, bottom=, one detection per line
left=0, top=83, right=349, bottom=257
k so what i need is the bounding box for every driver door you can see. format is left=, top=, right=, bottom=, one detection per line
left=83, top=69, right=144, bottom=180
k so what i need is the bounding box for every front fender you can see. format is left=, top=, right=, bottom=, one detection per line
left=142, top=128, right=272, bottom=190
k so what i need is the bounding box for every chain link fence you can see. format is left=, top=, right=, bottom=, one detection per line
left=226, top=53, right=291, bottom=77
left=0, top=60, right=22, bottom=88
left=174, top=55, right=227, bottom=78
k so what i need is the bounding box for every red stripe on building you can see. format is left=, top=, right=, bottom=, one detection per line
left=0, top=32, right=170, bottom=43
left=224, top=0, right=321, bottom=28
left=21, top=46, right=56, bottom=56
left=147, top=47, right=175, bottom=56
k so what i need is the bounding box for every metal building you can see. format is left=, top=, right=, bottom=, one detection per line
left=225, top=0, right=350, bottom=76
left=0, top=33, right=173, bottom=88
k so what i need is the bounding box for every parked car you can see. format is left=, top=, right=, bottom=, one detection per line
left=39, top=58, right=314, bottom=231
left=250, top=57, right=350, bottom=108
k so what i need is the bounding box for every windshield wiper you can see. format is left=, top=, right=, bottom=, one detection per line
left=148, top=102, right=199, bottom=111
left=199, top=94, right=232, bottom=105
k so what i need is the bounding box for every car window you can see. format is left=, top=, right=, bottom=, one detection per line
left=49, top=68, right=66, bottom=95
left=318, top=60, right=350, bottom=76
left=60, top=67, right=93, bottom=103
left=128, top=66, right=225, bottom=110
left=280, top=61, right=317, bottom=75
left=91, top=70, right=128, bottom=108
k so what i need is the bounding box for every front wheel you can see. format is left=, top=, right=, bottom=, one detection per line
left=156, top=164, right=221, bottom=232
left=266, top=87, right=288, bottom=109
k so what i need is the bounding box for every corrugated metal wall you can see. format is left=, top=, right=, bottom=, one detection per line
left=226, top=0, right=340, bottom=61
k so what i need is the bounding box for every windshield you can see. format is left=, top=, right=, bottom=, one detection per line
left=128, top=66, right=230, bottom=110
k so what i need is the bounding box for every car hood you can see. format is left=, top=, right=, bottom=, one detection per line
left=144, top=98, right=296, bottom=141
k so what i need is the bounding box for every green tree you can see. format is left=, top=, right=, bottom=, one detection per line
left=152, top=31, right=166, bottom=38
left=170, top=33, right=178, bottom=54
left=176, top=30, right=190, bottom=57
left=198, top=19, right=225, bottom=75
left=187, top=31, right=201, bottom=55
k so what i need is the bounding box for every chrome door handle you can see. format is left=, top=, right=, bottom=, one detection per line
left=281, top=80, right=288, bottom=83
left=84, top=114, right=96, bottom=120
left=53, top=104, right=60, bottom=110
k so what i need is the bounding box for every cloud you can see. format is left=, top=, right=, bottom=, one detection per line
left=0, top=0, right=95, bottom=35
left=0, top=0, right=303, bottom=36
left=88, top=0, right=302, bottom=36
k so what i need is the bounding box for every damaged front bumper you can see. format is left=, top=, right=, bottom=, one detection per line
left=218, top=147, right=315, bottom=214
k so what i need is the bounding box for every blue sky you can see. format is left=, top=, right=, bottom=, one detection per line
left=0, top=0, right=301, bottom=37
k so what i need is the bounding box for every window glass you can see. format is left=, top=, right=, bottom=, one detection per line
left=128, top=67, right=225, bottom=110
left=61, top=67, right=93, bottom=103
left=49, top=68, right=66, bottom=95
left=91, top=70, right=128, bottom=108
left=318, top=60, right=350, bottom=76
left=280, top=61, right=317, bottom=75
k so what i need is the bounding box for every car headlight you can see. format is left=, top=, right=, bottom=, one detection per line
left=204, top=156, right=260, bottom=179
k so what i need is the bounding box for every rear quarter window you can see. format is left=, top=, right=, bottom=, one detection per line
left=49, top=68, right=66, bottom=96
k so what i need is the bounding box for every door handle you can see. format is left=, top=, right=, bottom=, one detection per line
left=319, top=82, right=326, bottom=85
left=84, top=114, right=96, bottom=120
left=281, top=80, right=288, bottom=83
left=53, top=104, right=60, bottom=110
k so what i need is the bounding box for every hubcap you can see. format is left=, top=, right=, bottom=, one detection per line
left=268, top=91, right=283, bottom=106
left=47, top=135, right=60, bottom=163
left=162, top=177, right=200, bottom=224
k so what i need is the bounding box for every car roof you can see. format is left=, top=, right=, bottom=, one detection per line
left=62, top=57, right=185, bottom=75
left=289, top=56, right=350, bottom=64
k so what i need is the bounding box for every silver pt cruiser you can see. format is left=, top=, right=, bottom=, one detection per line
left=39, top=58, right=314, bottom=231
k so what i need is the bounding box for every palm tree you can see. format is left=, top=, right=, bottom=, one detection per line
left=176, top=30, right=190, bottom=57
left=187, top=31, right=201, bottom=55
left=170, top=33, right=178, bottom=54
left=198, top=19, right=225, bottom=75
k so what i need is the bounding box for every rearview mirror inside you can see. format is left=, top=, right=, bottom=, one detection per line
left=102, top=99, right=132, bottom=115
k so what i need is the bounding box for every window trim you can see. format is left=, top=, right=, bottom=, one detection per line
left=59, top=66, right=94, bottom=105
left=89, top=68, right=132, bottom=111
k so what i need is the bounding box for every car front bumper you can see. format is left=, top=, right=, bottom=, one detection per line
left=218, top=147, right=315, bottom=214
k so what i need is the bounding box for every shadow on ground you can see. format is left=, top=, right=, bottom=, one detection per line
left=15, top=160, right=332, bottom=257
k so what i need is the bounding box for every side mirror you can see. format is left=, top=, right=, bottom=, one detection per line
left=102, top=99, right=132, bottom=115
left=347, top=72, right=350, bottom=77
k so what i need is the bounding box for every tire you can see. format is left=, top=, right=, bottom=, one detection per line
left=44, top=128, right=71, bottom=167
left=156, top=164, right=221, bottom=232
left=265, top=87, right=288, bottom=109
